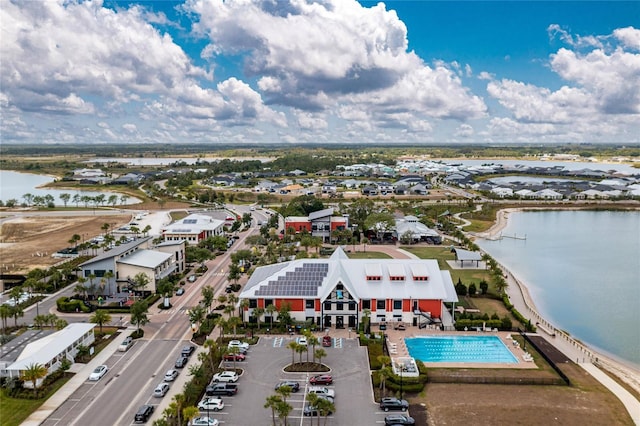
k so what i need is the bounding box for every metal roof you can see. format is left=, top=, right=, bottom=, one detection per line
left=7, top=324, right=96, bottom=371
left=117, top=249, right=172, bottom=268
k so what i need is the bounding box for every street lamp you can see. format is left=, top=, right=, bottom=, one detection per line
left=400, top=364, right=403, bottom=401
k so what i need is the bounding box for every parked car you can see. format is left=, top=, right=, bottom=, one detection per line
left=275, top=381, right=300, bottom=392
left=175, top=355, right=188, bottom=368
left=118, top=336, right=134, bottom=352
left=303, top=403, right=333, bottom=417
left=308, top=386, right=335, bottom=399
left=164, top=369, right=179, bottom=382
left=212, top=371, right=239, bottom=383
left=88, top=365, right=108, bottom=381
left=223, top=353, right=246, bottom=362
left=298, top=337, right=308, bottom=346
left=153, top=382, right=170, bottom=397
left=227, top=340, right=249, bottom=351
left=176, top=288, right=185, bottom=295
left=197, top=397, right=224, bottom=411
left=134, top=405, right=154, bottom=423
left=188, top=417, right=219, bottom=426
left=384, top=414, right=416, bottom=425
left=309, top=374, right=332, bottom=385
left=205, top=382, right=238, bottom=396
left=187, top=275, right=197, bottom=282
left=181, top=345, right=195, bottom=357
left=322, top=335, right=332, bottom=347
left=379, top=397, right=409, bottom=412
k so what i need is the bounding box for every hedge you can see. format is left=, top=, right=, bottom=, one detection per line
left=56, top=297, right=90, bottom=313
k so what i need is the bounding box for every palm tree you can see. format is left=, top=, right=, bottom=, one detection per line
left=286, top=341, right=298, bottom=366
left=22, top=363, right=48, bottom=396
left=201, top=286, right=215, bottom=314
left=296, top=343, right=306, bottom=364
left=11, top=305, right=24, bottom=328
left=90, top=310, right=112, bottom=334
left=0, top=304, right=11, bottom=334
left=202, top=339, right=219, bottom=371
left=265, top=304, right=277, bottom=330
left=182, top=406, right=199, bottom=426
left=253, top=306, right=265, bottom=330
left=239, top=298, right=250, bottom=325
left=264, top=394, right=282, bottom=426
left=228, top=316, right=242, bottom=337
left=314, top=348, right=327, bottom=366
left=214, top=316, right=228, bottom=340
left=378, top=366, right=393, bottom=396
left=316, top=396, right=335, bottom=426
left=306, top=393, right=320, bottom=425
left=131, top=272, right=150, bottom=296
left=74, top=281, right=88, bottom=300
left=276, top=399, right=293, bottom=426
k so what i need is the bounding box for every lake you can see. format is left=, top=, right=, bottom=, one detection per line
left=477, top=210, right=640, bottom=368
left=0, top=170, right=140, bottom=206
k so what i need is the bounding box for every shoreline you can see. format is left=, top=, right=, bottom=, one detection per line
left=472, top=208, right=640, bottom=395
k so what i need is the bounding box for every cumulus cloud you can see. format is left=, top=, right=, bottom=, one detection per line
left=486, top=26, right=640, bottom=141
left=186, top=0, right=486, bottom=123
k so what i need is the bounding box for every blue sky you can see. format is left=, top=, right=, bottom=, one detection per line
left=2, top=0, right=639, bottom=145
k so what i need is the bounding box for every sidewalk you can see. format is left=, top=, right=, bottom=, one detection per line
left=22, top=329, right=133, bottom=426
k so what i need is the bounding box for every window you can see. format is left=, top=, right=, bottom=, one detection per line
left=249, top=299, right=258, bottom=308
left=376, top=300, right=385, bottom=310
left=393, top=300, right=402, bottom=310
left=336, top=290, right=343, bottom=300
left=336, top=302, right=343, bottom=311
left=306, top=300, right=315, bottom=309
left=323, top=301, right=331, bottom=310
left=366, top=276, right=382, bottom=281
left=362, top=300, right=371, bottom=310
left=265, top=299, right=273, bottom=307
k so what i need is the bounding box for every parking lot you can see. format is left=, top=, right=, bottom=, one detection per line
left=202, top=335, right=395, bottom=425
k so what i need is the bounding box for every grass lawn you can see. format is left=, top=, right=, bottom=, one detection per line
left=348, top=251, right=392, bottom=259
left=0, top=374, right=72, bottom=426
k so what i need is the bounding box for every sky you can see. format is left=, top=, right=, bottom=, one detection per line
left=1, top=0, right=639, bottom=145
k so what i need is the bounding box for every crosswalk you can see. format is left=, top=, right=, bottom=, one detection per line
left=334, top=337, right=343, bottom=348
left=273, top=337, right=284, bottom=347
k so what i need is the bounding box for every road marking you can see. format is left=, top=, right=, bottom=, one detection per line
left=273, top=337, right=283, bottom=347
left=334, top=337, right=343, bottom=348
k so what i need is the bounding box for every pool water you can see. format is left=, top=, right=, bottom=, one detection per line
left=405, top=335, right=518, bottom=363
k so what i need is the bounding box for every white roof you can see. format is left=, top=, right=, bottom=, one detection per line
left=8, top=324, right=95, bottom=371
left=240, top=247, right=457, bottom=303
left=163, top=214, right=224, bottom=234
left=118, top=249, right=172, bottom=268
left=395, top=218, right=439, bottom=238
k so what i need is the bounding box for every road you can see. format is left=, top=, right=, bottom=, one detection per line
left=41, top=204, right=270, bottom=425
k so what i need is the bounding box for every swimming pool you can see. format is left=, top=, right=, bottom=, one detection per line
left=405, top=335, right=518, bottom=363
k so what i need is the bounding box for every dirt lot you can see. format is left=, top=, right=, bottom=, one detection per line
left=413, top=362, right=633, bottom=425
left=0, top=214, right=131, bottom=274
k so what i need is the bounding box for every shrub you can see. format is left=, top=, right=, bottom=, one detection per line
left=56, top=297, right=90, bottom=313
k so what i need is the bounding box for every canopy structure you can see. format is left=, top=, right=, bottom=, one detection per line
left=453, top=248, right=483, bottom=267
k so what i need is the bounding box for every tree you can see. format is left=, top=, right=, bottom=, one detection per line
left=130, top=300, right=149, bottom=333
left=364, top=212, right=396, bottom=242
left=468, top=282, right=477, bottom=296
left=182, top=406, right=199, bottom=426
left=201, top=286, right=215, bottom=314
left=59, top=193, right=71, bottom=207
left=378, top=366, right=393, bottom=396
left=131, top=272, right=150, bottom=295
left=22, top=363, right=48, bottom=396
left=11, top=305, right=24, bottom=328
left=34, top=314, right=48, bottom=329
left=296, top=343, right=307, bottom=363
left=90, top=310, right=112, bottom=334
left=202, top=339, right=219, bottom=372
left=276, top=398, right=293, bottom=426
left=264, top=395, right=282, bottom=426
left=314, top=348, right=327, bottom=366
left=479, top=279, right=489, bottom=295
left=316, top=395, right=335, bottom=425
left=0, top=304, right=11, bottom=334
left=286, top=341, right=299, bottom=366
left=265, top=304, right=277, bottom=330
left=362, top=308, right=371, bottom=334
left=75, top=282, right=88, bottom=300
left=188, top=305, right=205, bottom=334
left=253, top=306, right=265, bottom=329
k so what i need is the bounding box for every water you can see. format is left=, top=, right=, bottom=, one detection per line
left=0, top=170, right=140, bottom=205
left=477, top=210, right=640, bottom=368
left=405, top=335, right=518, bottom=363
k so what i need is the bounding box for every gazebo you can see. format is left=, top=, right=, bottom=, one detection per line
left=452, top=248, right=483, bottom=267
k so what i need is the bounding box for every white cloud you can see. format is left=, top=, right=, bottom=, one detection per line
left=614, top=27, right=640, bottom=50
left=296, top=112, right=328, bottom=130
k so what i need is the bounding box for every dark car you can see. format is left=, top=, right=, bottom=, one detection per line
left=134, top=405, right=154, bottom=423
left=223, top=353, right=246, bottom=361
left=275, top=381, right=300, bottom=392
left=175, top=355, right=188, bottom=368
left=303, top=403, right=333, bottom=417
left=379, top=397, right=409, bottom=412
left=384, top=414, right=415, bottom=425
left=181, top=345, right=195, bottom=357
left=309, top=374, right=332, bottom=385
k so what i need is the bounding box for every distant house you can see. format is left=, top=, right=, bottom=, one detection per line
left=1, top=324, right=96, bottom=386
left=284, top=208, right=349, bottom=243
left=396, top=216, right=441, bottom=244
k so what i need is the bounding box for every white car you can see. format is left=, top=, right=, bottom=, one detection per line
left=189, top=417, right=219, bottom=426
left=197, top=397, right=224, bottom=411
left=212, top=371, right=239, bottom=383
left=89, top=365, right=108, bottom=381
left=298, top=337, right=308, bottom=346
left=308, top=386, right=335, bottom=399
left=118, top=336, right=133, bottom=352
left=227, top=340, right=249, bottom=351
left=164, top=369, right=179, bottom=382
left=153, top=382, right=170, bottom=397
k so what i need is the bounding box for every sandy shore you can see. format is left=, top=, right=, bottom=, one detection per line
left=472, top=208, right=640, bottom=396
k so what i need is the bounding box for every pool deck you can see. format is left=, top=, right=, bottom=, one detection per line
left=384, top=327, right=538, bottom=369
